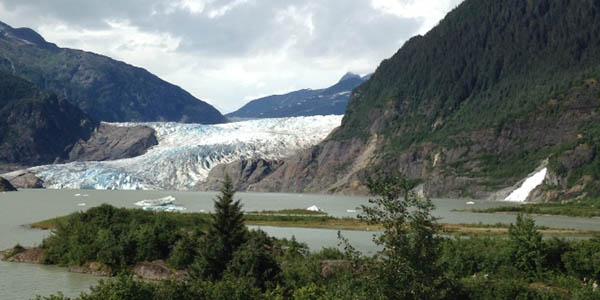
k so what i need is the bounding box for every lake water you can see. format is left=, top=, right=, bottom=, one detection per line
left=1, top=189, right=599, bottom=299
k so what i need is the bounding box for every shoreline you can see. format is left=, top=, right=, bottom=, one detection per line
left=30, top=213, right=600, bottom=238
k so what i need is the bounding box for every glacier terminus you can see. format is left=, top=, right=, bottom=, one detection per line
left=28, top=115, right=343, bottom=190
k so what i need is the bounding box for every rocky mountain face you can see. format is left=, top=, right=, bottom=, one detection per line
left=224, top=0, right=600, bottom=200
left=68, top=123, right=158, bottom=162
left=0, top=21, right=226, bottom=124
left=227, top=73, right=369, bottom=119
left=0, top=72, right=97, bottom=165
left=196, top=159, right=284, bottom=191
left=0, top=71, right=160, bottom=176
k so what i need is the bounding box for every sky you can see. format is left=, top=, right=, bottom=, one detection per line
left=0, top=0, right=463, bottom=113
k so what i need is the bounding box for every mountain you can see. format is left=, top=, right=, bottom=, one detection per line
left=225, top=0, right=600, bottom=201
left=22, top=115, right=342, bottom=190
left=226, top=72, right=369, bottom=119
left=0, top=71, right=97, bottom=165
left=0, top=21, right=226, bottom=124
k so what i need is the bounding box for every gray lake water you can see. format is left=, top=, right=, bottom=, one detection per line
left=1, top=189, right=599, bottom=299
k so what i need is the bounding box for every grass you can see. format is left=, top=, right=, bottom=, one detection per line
left=246, top=209, right=327, bottom=216
left=29, top=209, right=600, bottom=238
left=459, top=198, right=600, bottom=218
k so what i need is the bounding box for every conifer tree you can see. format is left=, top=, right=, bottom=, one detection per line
left=193, top=175, right=247, bottom=280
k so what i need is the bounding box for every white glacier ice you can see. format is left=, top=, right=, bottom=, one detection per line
left=134, top=196, right=176, bottom=207
left=504, top=168, right=548, bottom=202
left=28, top=115, right=343, bottom=190
left=135, top=196, right=186, bottom=212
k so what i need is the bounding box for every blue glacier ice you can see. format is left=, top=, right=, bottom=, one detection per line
left=27, top=115, right=342, bottom=190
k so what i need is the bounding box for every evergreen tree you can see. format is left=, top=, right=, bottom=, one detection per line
left=509, top=213, right=544, bottom=276
left=193, top=175, right=247, bottom=280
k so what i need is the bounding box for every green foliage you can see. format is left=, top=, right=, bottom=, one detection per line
left=468, top=198, right=600, bottom=217
left=360, top=175, right=453, bottom=299
left=167, top=232, right=201, bottom=270
left=37, top=177, right=600, bottom=299
left=80, top=274, right=155, bottom=300
left=41, top=204, right=208, bottom=271
left=509, top=214, right=545, bottom=275
left=562, top=238, right=600, bottom=281
left=331, top=0, right=600, bottom=193
left=440, top=237, right=512, bottom=278
left=192, top=176, right=247, bottom=280
left=225, top=230, right=282, bottom=290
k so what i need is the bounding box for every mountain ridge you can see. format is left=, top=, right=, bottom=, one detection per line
left=226, top=72, right=369, bottom=119
left=0, top=21, right=226, bottom=124
left=223, top=0, right=600, bottom=201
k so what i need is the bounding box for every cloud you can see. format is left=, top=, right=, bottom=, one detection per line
left=0, top=0, right=463, bottom=113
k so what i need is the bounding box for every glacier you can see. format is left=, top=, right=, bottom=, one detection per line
left=28, top=115, right=343, bottom=190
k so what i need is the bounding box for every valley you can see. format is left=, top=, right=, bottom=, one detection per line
left=0, top=0, right=600, bottom=298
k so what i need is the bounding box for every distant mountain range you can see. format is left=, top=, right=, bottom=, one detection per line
left=0, top=21, right=226, bottom=124
left=226, top=72, right=370, bottom=119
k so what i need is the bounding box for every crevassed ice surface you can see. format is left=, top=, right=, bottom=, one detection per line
left=30, top=115, right=343, bottom=190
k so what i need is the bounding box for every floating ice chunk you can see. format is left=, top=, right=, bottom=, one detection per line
left=135, top=196, right=176, bottom=207
left=306, top=205, right=321, bottom=212
left=135, top=196, right=186, bottom=213
left=504, top=168, right=547, bottom=202
left=142, top=204, right=186, bottom=212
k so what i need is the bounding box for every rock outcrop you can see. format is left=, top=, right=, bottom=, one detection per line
left=69, top=262, right=112, bottom=276
left=0, top=246, right=44, bottom=263
left=0, top=176, right=17, bottom=191
left=68, top=123, right=158, bottom=162
left=197, top=159, right=284, bottom=191
left=132, top=261, right=187, bottom=281
left=3, top=171, right=43, bottom=188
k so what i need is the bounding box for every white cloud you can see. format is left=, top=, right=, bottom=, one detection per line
left=175, top=0, right=206, bottom=15
left=370, top=0, right=462, bottom=34
left=0, top=0, right=463, bottom=113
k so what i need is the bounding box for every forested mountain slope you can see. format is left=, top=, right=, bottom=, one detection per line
left=0, top=72, right=97, bottom=165
left=244, top=0, right=600, bottom=200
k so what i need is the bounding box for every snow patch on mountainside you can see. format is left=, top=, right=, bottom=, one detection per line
left=29, top=115, right=342, bottom=190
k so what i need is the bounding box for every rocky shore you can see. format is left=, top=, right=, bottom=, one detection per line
left=0, top=246, right=188, bottom=281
